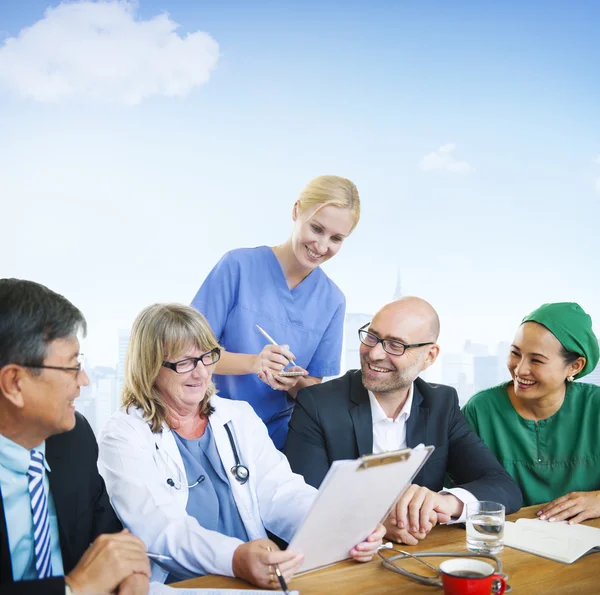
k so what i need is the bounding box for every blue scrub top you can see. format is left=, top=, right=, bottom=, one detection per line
left=166, top=425, right=249, bottom=582
left=191, top=246, right=345, bottom=449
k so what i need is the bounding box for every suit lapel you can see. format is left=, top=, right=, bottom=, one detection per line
left=46, top=439, right=76, bottom=569
left=0, top=488, right=14, bottom=583
left=349, top=372, right=373, bottom=456
left=406, top=382, right=429, bottom=447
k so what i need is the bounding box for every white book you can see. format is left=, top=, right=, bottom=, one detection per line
left=504, top=518, right=600, bottom=564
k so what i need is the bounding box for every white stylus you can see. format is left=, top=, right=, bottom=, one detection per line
left=148, top=552, right=173, bottom=561
left=255, top=325, right=297, bottom=366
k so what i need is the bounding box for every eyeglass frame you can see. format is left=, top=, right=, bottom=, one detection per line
left=358, top=323, right=435, bottom=356
left=162, top=347, right=221, bottom=374
left=20, top=353, right=85, bottom=374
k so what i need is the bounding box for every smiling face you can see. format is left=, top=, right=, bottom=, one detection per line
left=508, top=322, right=584, bottom=400
left=155, top=345, right=216, bottom=413
left=20, top=336, right=90, bottom=438
left=360, top=300, right=439, bottom=396
left=290, top=203, right=355, bottom=270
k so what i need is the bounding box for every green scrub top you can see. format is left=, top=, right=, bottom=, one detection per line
left=463, top=382, right=600, bottom=506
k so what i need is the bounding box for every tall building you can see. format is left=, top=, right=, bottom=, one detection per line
left=93, top=366, right=118, bottom=434
left=473, top=355, right=500, bottom=394
left=116, top=329, right=130, bottom=402
left=582, top=363, right=600, bottom=386
left=495, top=341, right=511, bottom=384
left=464, top=340, right=489, bottom=357
left=392, top=269, right=402, bottom=300
left=441, top=352, right=473, bottom=406
left=75, top=365, right=118, bottom=435
left=76, top=377, right=97, bottom=433
left=343, top=312, right=372, bottom=372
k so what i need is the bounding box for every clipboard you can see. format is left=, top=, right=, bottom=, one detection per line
left=288, top=444, right=434, bottom=574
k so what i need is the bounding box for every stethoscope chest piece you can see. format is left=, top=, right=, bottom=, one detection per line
left=224, top=422, right=250, bottom=484
left=231, top=463, right=250, bottom=484
left=156, top=422, right=250, bottom=487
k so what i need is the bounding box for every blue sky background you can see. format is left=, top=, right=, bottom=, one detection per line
left=1, top=0, right=599, bottom=368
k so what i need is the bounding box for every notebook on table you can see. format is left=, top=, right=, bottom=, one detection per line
left=504, top=518, right=600, bottom=564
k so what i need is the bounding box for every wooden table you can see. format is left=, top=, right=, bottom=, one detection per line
left=173, top=505, right=600, bottom=594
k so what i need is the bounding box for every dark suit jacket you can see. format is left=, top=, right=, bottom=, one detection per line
left=285, top=371, right=522, bottom=513
left=0, top=413, right=122, bottom=595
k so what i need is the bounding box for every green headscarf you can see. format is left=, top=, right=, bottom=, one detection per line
left=521, top=302, right=599, bottom=379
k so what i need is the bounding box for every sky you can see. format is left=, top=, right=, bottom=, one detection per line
left=1, top=0, right=599, bottom=368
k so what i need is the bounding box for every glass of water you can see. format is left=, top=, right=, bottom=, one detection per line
left=466, top=500, right=505, bottom=554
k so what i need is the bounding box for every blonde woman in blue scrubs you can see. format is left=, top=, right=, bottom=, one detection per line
left=191, top=175, right=360, bottom=449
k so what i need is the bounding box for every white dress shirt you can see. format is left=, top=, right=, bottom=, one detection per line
left=369, top=385, right=414, bottom=454
left=368, top=384, right=476, bottom=522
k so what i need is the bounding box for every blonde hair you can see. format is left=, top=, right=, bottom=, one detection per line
left=122, top=303, right=221, bottom=433
left=296, top=175, right=360, bottom=233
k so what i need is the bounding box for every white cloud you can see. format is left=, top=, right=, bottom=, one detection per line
left=0, top=1, right=219, bottom=105
left=419, top=143, right=474, bottom=174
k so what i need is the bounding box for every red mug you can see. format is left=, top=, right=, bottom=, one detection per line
left=439, top=559, right=506, bottom=595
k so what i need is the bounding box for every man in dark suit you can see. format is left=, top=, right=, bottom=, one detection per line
left=285, top=297, right=522, bottom=545
left=0, top=278, right=150, bottom=595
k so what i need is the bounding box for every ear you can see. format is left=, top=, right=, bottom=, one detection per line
left=568, top=356, right=587, bottom=379
left=0, top=365, right=26, bottom=409
left=292, top=201, right=300, bottom=222
left=421, top=344, right=441, bottom=372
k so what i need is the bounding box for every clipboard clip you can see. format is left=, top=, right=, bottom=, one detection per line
left=357, top=449, right=411, bottom=470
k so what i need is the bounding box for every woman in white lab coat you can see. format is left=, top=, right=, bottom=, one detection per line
left=98, top=303, right=384, bottom=588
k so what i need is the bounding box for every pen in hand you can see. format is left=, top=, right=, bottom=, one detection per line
left=147, top=552, right=173, bottom=562
left=267, top=546, right=291, bottom=595
left=256, top=325, right=297, bottom=366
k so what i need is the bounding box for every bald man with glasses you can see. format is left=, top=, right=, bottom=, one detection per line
left=285, top=297, right=522, bottom=546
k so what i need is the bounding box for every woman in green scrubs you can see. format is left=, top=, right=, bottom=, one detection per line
left=463, top=302, right=600, bottom=523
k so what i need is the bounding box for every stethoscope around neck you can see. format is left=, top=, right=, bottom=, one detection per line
left=224, top=423, right=250, bottom=484
left=154, top=422, right=249, bottom=489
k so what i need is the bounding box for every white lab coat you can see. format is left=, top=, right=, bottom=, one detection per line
left=97, top=395, right=317, bottom=583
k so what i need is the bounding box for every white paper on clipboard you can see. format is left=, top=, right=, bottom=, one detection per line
left=288, top=444, right=434, bottom=574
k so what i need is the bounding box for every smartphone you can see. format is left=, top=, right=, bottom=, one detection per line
left=277, top=371, right=306, bottom=377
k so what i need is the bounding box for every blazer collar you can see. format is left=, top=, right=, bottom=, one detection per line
left=349, top=372, right=374, bottom=456
left=406, top=379, right=428, bottom=447
left=45, top=436, right=76, bottom=568
left=0, top=488, right=13, bottom=583
left=351, top=373, right=429, bottom=453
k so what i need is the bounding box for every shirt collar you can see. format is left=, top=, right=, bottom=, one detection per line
left=368, top=383, right=414, bottom=424
left=0, top=434, right=50, bottom=474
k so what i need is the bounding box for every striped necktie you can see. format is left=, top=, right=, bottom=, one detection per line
left=27, top=450, right=53, bottom=579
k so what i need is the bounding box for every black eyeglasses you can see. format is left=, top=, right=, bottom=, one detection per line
left=358, top=324, right=434, bottom=357
left=162, top=348, right=221, bottom=374
left=21, top=353, right=85, bottom=374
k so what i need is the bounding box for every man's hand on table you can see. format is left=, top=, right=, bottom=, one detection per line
left=384, top=484, right=463, bottom=544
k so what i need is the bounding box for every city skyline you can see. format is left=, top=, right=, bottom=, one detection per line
left=2, top=1, right=599, bottom=408
left=78, top=325, right=597, bottom=436
left=79, top=267, right=597, bottom=434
